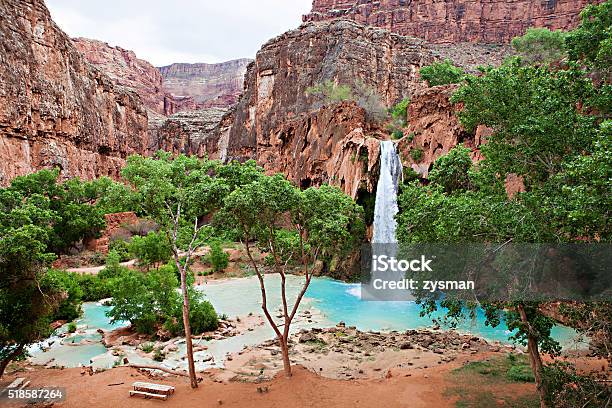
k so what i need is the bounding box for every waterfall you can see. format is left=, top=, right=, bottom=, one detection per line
left=372, top=140, right=403, bottom=244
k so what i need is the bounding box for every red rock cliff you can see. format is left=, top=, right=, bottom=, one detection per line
left=304, top=0, right=601, bottom=43
left=0, top=0, right=150, bottom=184
left=159, top=60, right=252, bottom=109
left=73, top=37, right=170, bottom=115
left=222, top=20, right=436, bottom=197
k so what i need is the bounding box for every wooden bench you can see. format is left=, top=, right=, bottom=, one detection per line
left=129, top=390, right=168, bottom=400
left=129, top=382, right=175, bottom=400
left=132, top=381, right=175, bottom=395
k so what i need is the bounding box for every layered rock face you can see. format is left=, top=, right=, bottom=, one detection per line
left=148, top=108, right=228, bottom=158
left=159, top=59, right=252, bottom=109
left=304, top=0, right=600, bottom=44
left=0, top=0, right=149, bottom=184
left=73, top=38, right=169, bottom=115
left=223, top=20, right=434, bottom=196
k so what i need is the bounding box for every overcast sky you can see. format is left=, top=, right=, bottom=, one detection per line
left=46, top=0, right=313, bottom=66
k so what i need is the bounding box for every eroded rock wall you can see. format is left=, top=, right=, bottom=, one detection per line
left=73, top=38, right=170, bottom=115
left=159, top=59, right=252, bottom=109
left=304, top=0, right=600, bottom=44
left=224, top=20, right=434, bottom=196
left=0, top=0, right=149, bottom=184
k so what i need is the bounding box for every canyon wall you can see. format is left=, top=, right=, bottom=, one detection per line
left=159, top=60, right=252, bottom=109
left=148, top=108, right=228, bottom=158
left=304, top=0, right=601, bottom=44
left=222, top=19, right=436, bottom=196
left=73, top=38, right=169, bottom=115
left=0, top=0, right=149, bottom=184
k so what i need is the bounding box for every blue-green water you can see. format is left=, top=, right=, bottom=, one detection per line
left=29, top=275, right=585, bottom=369
left=305, top=278, right=580, bottom=347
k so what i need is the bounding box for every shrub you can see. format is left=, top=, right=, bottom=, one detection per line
left=77, top=274, right=112, bottom=301
left=391, top=97, right=410, bottom=124
left=507, top=364, right=535, bottom=382
left=428, top=144, right=473, bottom=193
left=106, top=265, right=218, bottom=336
left=305, top=80, right=353, bottom=102
left=108, top=239, right=131, bottom=262
left=420, top=59, right=464, bottom=86
left=140, top=342, right=154, bottom=353
left=153, top=348, right=165, bottom=362
left=67, top=322, right=77, bottom=333
left=410, top=148, right=423, bottom=162
left=511, top=28, right=567, bottom=65
left=129, top=231, right=172, bottom=269
left=208, top=241, right=229, bottom=272
left=46, top=270, right=83, bottom=322
left=185, top=295, right=219, bottom=334
left=391, top=130, right=404, bottom=140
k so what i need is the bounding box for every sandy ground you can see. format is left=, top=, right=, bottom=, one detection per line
left=4, top=363, right=461, bottom=408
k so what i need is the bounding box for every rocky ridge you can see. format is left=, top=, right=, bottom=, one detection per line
left=221, top=19, right=435, bottom=197
left=304, top=0, right=601, bottom=44
left=0, top=0, right=150, bottom=184
left=159, top=60, right=252, bottom=109
left=73, top=38, right=170, bottom=115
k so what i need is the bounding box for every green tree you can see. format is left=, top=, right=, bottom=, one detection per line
left=207, top=241, right=229, bottom=272
left=428, top=144, right=473, bottom=193
left=399, top=36, right=611, bottom=406
left=221, top=175, right=364, bottom=377
left=566, top=0, right=612, bottom=72
left=120, top=152, right=228, bottom=388
left=390, top=97, right=410, bottom=125
left=420, top=59, right=465, bottom=86
left=8, top=170, right=106, bottom=253
left=129, top=231, right=172, bottom=270
left=0, top=189, right=63, bottom=377
left=511, top=28, right=567, bottom=65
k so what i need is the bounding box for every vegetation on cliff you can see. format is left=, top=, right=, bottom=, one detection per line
left=397, top=2, right=611, bottom=406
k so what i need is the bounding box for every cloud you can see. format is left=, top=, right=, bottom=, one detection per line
left=45, top=0, right=312, bottom=66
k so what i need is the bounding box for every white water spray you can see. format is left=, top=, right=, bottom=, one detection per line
left=372, top=140, right=403, bottom=244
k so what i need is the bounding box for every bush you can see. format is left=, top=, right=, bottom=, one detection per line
left=391, top=97, right=410, bottom=124
left=428, top=144, right=473, bottom=193
left=511, top=28, right=567, bottom=65
left=410, top=148, right=423, bottom=162
left=106, top=265, right=218, bottom=336
left=153, top=348, right=165, bottom=362
left=305, top=80, right=353, bottom=102
left=391, top=130, right=404, bottom=140
left=67, top=322, right=77, bottom=333
left=506, top=364, right=535, bottom=382
left=140, top=342, right=154, bottom=353
left=78, top=274, right=112, bottom=301
left=108, top=239, right=131, bottom=262
left=129, top=231, right=172, bottom=269
left=420, top=59, right=464, bottom=86
left=46, top=270, right=83, bottom=322
left=185, top=295, right=219, bottom=334
left=208, top=241, right=229, bottom=272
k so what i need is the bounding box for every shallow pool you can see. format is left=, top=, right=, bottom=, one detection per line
left=29, top=275, right=586, bottom=369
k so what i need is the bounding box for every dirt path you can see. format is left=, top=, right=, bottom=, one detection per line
left=3, top=367, right=452, bottom=408
left=4, top=365, right=456, bottom=408
left=66, top=259, right=136, bottom=275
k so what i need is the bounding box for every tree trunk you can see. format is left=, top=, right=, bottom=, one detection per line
left=180, top=266, right=198, bottom=389
left=279, top=336, right=292, bottom=378
left=0, top=344, right=24, bottom=378
left=518, top=304, right=548, bottom=408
